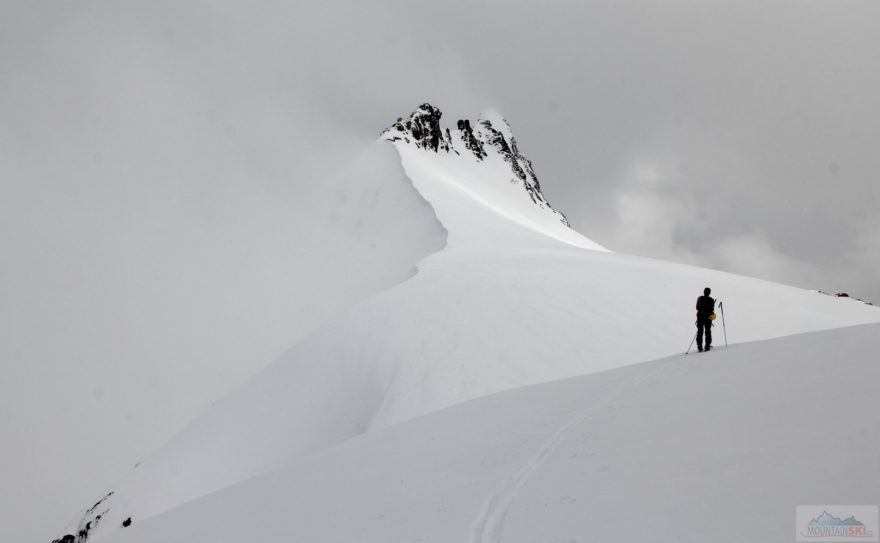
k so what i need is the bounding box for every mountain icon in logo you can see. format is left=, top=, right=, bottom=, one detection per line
left=810, top=511, right=866, bottom=527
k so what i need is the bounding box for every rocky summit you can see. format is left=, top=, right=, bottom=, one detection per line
left=382, top=103, right=571, bottom=227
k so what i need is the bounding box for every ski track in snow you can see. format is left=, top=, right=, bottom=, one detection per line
left=468, top=366, right=662, bottom=543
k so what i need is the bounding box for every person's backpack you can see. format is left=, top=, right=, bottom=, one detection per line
left=696, top=295, right=715, bottom=318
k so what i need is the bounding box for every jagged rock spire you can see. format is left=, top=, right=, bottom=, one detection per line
left=382, top=103, right=571, bottom=227
left=384, top=103, right=451, bottom=153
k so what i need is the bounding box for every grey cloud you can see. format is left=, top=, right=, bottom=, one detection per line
left=442, top=1, right=880, bottom=301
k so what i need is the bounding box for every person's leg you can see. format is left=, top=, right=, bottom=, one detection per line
left=706, top=321, right=713, bottom=350
left=696, top=321, right=704, bottom=352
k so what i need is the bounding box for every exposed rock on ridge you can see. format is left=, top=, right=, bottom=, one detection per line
left=382, top=103, right=571, bottom=227
left=51, top=492, right=114, bottom=543
left=456, top=119, right=487, bottom=160
left=384, top=104, right=451, bottom=153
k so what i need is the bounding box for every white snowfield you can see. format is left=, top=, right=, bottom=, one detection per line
left=55, top=108, right=880, bottom=541
left=103, top=324, right=880, bottom=543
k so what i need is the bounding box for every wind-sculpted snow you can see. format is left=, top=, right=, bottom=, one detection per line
left=103, top=324, right=880, bottom=543
left=52, top=106, right=880, bottom=542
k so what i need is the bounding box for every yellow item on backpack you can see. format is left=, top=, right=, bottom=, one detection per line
left=709, top=313, right=717, bottom=321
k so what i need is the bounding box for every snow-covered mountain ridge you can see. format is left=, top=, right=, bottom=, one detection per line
left=383, top=103, right=563, bottom=224
left=51, top=105, right=880, bottom=543
left=382, top=103, right=593, bottom=248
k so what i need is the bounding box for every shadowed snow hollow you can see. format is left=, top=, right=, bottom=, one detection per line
left=53, top=104, right=880, bottom=542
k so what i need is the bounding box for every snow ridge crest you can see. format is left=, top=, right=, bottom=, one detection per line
left=382, top=103, right=571, bottom=227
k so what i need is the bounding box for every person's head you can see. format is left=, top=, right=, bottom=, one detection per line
left=704, top=287, right=711, bottom=296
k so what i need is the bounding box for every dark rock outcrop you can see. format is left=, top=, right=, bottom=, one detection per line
left=456, top=119, right=487, bottom=160
left=384, top=103, right=450, bottom=152
left=383, top=103, right=572, bottom=227
left=51, top=492, right=114, bottom=543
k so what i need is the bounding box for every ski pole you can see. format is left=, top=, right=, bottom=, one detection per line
left=685, top=329, right=698, bottom=355
left=719, top=301, right=728, bottom=348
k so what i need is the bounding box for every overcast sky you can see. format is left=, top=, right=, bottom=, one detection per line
left=4, top=0, right=878, bottom=297
left=2, top=1, right=879, bottom=540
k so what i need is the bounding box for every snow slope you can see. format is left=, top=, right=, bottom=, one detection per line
left=52, top=105, right=880, bottom=541
left=103, top=323, right=880, bottom=543
left=7, top=138, right=445, bottom=543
